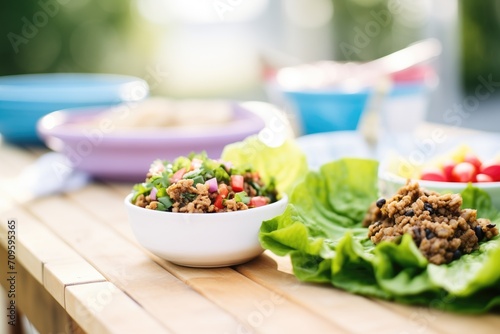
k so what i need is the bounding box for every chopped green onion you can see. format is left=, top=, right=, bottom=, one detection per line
left=181, top=193, right=197, bottom=202
left=214, top=166, right=230, bottom=183
left=132, top=183, right=152, bottom=202
left=172, top=156, right=191, bottom=172
left=234, top=191, right=250, bottom=204
left=183, top=169, right=202, bottom=179
left=156, top=202, right=167, bottom=211
left=157, top=196, right=173, bottom=210
left=156, top=187, right=167, bottom=198
left=230, top=163, right=252, bottom=176
left=249, top=181, right=261, bottom=195
left=192, top=175, right=204, bottom=185
left=160, top=171, right=171, bottom=187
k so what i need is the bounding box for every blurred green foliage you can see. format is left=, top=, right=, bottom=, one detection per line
left=331, top=0, right=423, bottom=61
left=2, top=0, right=499, bottom=96
left=460, top=0, right=500, bottom=94
left=0, top=0, right=153, bottom=76
left=332, top=0, right=500, bottom=95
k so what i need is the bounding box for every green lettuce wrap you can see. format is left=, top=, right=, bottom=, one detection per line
left=259, top=158, right=500, bottom=313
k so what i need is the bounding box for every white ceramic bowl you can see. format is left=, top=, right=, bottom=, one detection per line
left=379, top=172, right=500, bottom=210
left=124, top=193, right=288, bottom=267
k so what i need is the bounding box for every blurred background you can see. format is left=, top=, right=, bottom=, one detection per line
left=2, top=0, right=500, bottom=327
left=1, top=0, right=499, bottom=131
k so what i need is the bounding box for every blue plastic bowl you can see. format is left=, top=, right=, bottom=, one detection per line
left=0, top=73, right=148, bottom=143
left=284, top=88, right=371, bottom=135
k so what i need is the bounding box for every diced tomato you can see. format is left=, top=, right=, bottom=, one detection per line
left=480, top=163, right=500, bottom=181
left=214, top=195, right=224, bottom=209
left=218, top=184, right=229, bottom=198
left=170, top=167, right=186, bottom=183
left=451, top=162, right=477, bottom=182
left=476, top=173, right=494, bottom=182
left=231, top=175, right=244, bottom=192
left=250, top=196, right=268, bottom=207
left=442, top=161, right=455, bottom=182
left=464, top=153, right=482, bottom=171
left=420, top=168, right=447, bottom=182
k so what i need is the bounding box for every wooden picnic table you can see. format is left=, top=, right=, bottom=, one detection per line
left=1, top=142, right=500, bottom=334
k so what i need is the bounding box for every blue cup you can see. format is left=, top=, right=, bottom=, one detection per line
left=283, top=88, right=372, bottom=135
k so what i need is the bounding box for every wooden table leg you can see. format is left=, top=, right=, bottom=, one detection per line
left=0, top=246, right=83, bottom=334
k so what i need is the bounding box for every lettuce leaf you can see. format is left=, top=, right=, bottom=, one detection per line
left=221, top=135, right=308, bottom=196
left=260, top=158, right=500, bottom=313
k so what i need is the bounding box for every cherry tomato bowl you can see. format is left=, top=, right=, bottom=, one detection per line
left=124, top=193, right=288, bottom=268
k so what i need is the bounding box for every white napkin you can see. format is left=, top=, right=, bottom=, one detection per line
left=19, top=152, right=91, bottom=197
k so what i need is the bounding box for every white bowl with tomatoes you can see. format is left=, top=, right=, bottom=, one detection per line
left=125, top=193, right=288, bottom=267
left=380, top=151, right=500, bottom=209
left=124, top=153, right=288, bottom=267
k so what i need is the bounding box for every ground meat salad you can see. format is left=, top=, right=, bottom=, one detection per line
left=363, top=181, right=499, bottom=265
left=131, top=153, right=278, bottom=213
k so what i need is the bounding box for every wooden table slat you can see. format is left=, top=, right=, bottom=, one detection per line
left=66, top=282, right=171, bottom=334
left=379, top=300, right=500, bottom=334
left=235, top=253, right=442, bottom=334
left=0, top=207, right=97, bottom=286
left=44, top=259, right=106, bottom=307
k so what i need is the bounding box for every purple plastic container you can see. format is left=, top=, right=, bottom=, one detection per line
left=37, top=103, right=265, bottom=181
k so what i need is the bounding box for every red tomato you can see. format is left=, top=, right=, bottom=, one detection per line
left=442, top=161, right=455, bottom=182
left=170, top=167, right=186, bottom=183
left=464, top=153, right=482, bottom=171
left=231, top=175, right=244, bottom=192
left=476, top=173, right=494, bottom=182
left=451, top=162, right=477, bottom=182
left=250, top=196, right=268, bottom=207
left=214, top=195, right=224, bottom=209
left=218, top=184, right=229, bottom=198
left=420, top=168, right=447, bottom=182
left=480, top=163, right=500, bottom=181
